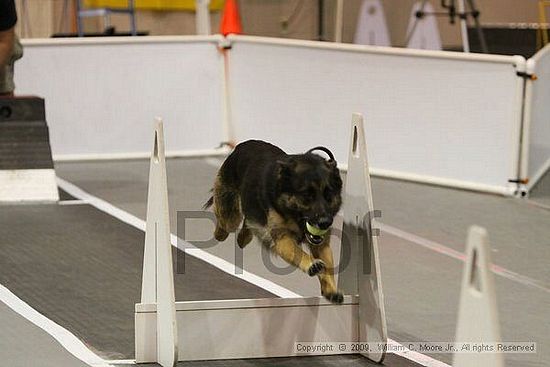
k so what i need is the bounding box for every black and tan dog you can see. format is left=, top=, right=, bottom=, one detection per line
left=204, top=140, right=344, bottom=303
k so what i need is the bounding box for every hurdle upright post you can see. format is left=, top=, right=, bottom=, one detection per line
left=338, top=113, right=388, bottom=363
left=453, top=226, right=504, bottom=367
left=138, top=118, right=178, bottom=367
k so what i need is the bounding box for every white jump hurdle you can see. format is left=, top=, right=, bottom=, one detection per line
left=406, top=1, right=442, bottom=51
left=453, top=226, right=504, bottom=367
left=136, top=118, right=178, bottom=366
left=338, top=113, right=388, bottom=363
left=134, top=114, right=388, bottom=366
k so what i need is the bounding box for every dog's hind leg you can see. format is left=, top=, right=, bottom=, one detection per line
left=309, top=236, right=343, bottom=304
left=213, top=176, right=242, bottom=242
left=237, top=219, right=253, bottom=248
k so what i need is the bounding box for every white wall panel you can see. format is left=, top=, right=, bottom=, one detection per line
left=227, top=36, right=524, bottom=195
left=526, top=45, right=550, bottom=190
left=15, top=36, right=225, bottom=159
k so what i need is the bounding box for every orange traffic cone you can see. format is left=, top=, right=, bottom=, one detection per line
left=220, top=0, right=242, bottom=36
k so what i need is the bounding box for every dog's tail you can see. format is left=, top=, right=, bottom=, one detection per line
left=203, top=192, right=214, bottom=210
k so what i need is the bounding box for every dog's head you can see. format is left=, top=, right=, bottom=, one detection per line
left=275, top=148, right=343, bottom=244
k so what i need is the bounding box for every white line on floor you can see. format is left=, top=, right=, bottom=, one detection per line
left=104, top=360, right=135, bottom=365
left=0, top=283, right=114, bottom=367
left=378, top=222, right=550, bottom=294
left=524, top=198, right=550, bottom=212
left=58, top=199, right=88, bottom=206
left=387, top=339, right=451, bottom=367
left=57, top=176, right=449, bottom=367
left=56, top=178, right=147, bottom=232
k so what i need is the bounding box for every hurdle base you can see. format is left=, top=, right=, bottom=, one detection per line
left=135, top=296, right=359, bottom=362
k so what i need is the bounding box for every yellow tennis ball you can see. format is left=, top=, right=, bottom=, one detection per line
left=306, top=222, right=329, bottom=236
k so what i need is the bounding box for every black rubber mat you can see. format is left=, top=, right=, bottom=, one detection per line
left=124, top=353, right=423, bottom=367
left=0, top=98, right=55, bottom=170
left=0, top=204, right=274, bottom=360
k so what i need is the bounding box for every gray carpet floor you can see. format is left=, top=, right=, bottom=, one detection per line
left=52, top=157, right=550, bottom=367
left=1, top=157, right=548, bottom=366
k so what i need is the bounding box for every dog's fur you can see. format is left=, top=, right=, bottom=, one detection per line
left=204, top=140, right=344, bottom=303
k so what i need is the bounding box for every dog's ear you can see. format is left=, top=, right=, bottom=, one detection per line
left=325, top=159, right=337, bottom=169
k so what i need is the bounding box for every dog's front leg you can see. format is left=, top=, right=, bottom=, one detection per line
left=271, top=235, right=325, bottom=277
left=309, top=236, right=344, bottom=304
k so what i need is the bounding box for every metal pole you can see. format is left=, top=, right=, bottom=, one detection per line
left=129, top=0, right=137, bottom=36
left=457, top=0, right=470, bottom=52
left=76, top=0, right=83, bottom=37
left=104, top=12, right=111, bottom=31
left=334, top=0, right=344, bottom=42
left=318, top=0, right=324, bottom=41
left=195, top=0, right=211, bottom=35
left=467, top=0, right=488, bottom=53
left=539, top=0, right=550, bottom=47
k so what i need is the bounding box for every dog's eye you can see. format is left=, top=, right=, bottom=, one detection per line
left=324, top=188, right=332, bottom=201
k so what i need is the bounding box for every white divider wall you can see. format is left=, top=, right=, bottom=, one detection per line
left=15, top=36, right=226, bottom=160
left=226, top=35, right=525, bottom=195
left=525, top=45, right=550, bottom=192
left=16, top=34, right=544, bottom=196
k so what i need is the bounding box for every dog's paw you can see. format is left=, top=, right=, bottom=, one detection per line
left=324, top=291, right=344, bottom=304
left=237, top=227, right=253, bottom=248
left=308, top=259, right=326, bottom=276
left=214, top=227, right=229, bottom=242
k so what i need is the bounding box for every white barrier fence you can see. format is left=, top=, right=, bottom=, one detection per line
left=14, top=35, right=550, bottom=195
left=524, top=44, right=550, bottom=193
left=226, top=35, right=525, bottom=195
left=15, top=36, right=226, bottom=160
